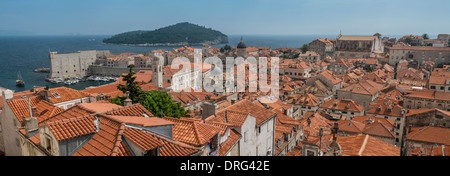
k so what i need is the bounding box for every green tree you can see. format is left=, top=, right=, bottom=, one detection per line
left=301, top=44, right=309, bottom=53
left=116, top=64, right=144, bottom=103
left=111, top=65, right=190, bottom=118
left=404, top=37, right=412, bottom=44
left=140, top=91, right=190, bottom=118
left=422, top=33, right=429, bottom=39
left=224, top=44, right=231, bottom=52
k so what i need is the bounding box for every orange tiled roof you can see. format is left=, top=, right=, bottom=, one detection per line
left=45, top=87, right=90, bottom=104
left=78, top=102, right=123, bottom=113
left=6, top=97, right=64, bottom=123
left=366, top=101, right=403, bottom=117
left=39, top=105, right=92, bottom=126
left=320, top=99, right=364, bottom=112
left=73, top=116, right=131, bottom=156
left=205, top=110, right=249, bottom=128
left=337, top=120, right=365, bottom=133
left=339, top=79, right=384, bottom=95
left=46, top=114, right=98, bottom=141
left=409, top=145, right=450, bottom=156
left=123, top=127, right=199, bottom=156
left=82, top=83, right=125, bottom=97
left=108, top=115, right=174, bottom=127
left=163, top=117, right=222, bottom=147
left=404, top=89, right=450, bottom=101
left=286, top=93, right=320, bottom=107
left=336, top=134, right=400, bottom=156
left=205, top=100, right=277, bottom=127
left=218, top=129, right=241, bottom=156
left=408, top=126, right=450, bottom=145
left=106, top=103, right=154, bottom=117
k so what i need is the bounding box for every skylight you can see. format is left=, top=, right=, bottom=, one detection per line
left=52, top=92, right=61, bottom=98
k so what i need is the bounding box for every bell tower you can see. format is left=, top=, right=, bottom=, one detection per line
left=237, top=36, right=247, bottom=57
left=152, top=56, right=163, bottom=88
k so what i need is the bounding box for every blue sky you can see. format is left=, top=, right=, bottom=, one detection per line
left=0, top=0, right=449, bottom=36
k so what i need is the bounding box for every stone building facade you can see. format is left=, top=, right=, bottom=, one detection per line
left=49, top=50, right=110, bottom=79
left=333, top=33, right=384, bottom=59
left=387, top=46, right=450, bottom=66
left=308, top=38, right=335, bottom=58
left=403, top=89, right=450, bottom=111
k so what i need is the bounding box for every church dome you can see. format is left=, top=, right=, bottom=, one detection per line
left=237, top=36, right=247, bottom=48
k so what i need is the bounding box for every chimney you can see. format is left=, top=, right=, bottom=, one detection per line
left=124, top=91, right=132, bottom=106
left=39, top=86, right=51, bottom=101
left=201, top=102, right=218, bottom=120
left=306, top=117, right=311, bottom=127
left=2, top=89, right=14, bottom=105
left=231, top=98, right=236, bottom=105
left=31, top=107, right=38, bottom=117
left=408, top=125, right=412, bottom=133
left=24, top=98, right=38, bottom=137
left=23, top=117, right=38, bottom=137
left=331, top=122, right=339, bottom=141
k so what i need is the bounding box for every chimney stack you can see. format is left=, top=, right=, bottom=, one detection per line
left=331, top=122, right=339, bottom=141
left=201, top=102, right=218, bottom=120
left=231, top=98, right=236, bottom=105
left=24, top=98, right=38, bottom=137
left=124, top=91, right=132, bottom=106
left=31, top=107, right=38, bottom=117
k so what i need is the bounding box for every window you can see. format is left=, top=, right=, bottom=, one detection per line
left=52, top=92, right=61, bottom=98
left=244, top=131, right=248, bottom=142
left=306, top=150, right=316, bottom=156
left=440, top=86, right=445, bottom=90
left=46, top=137, right=52, bottom=151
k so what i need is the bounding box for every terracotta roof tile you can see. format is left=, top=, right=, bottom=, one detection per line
left=320, top=99, right=364, bottom=112
left=336, top=134, right=400, bottom=156
left=108, top=115, right=175, bottom=127
left=73, top=116, right=126, bottom=156
left=81, top=83, right=125, bottom=97
left=209, top=100, right=276, bottom=126
left=339, top=79, right=384, bottom=95
left=6, top=97, right=64, bottom=123
left=163, top=117, right=222, bottom=146
left=45, top=87, right=90, bottom=104
left=46, top=115, right=97, bottom=141
left=106, top=103, right=154, bottom=117
left=408, top=126, right=450, bottom=145
left=218, top=129, right=241, bottom=156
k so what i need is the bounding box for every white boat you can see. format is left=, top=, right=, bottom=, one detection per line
left=51, top=78, right=64, bottom=84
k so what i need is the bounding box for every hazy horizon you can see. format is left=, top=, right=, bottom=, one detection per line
left=1, top=0, right=449, bottom=37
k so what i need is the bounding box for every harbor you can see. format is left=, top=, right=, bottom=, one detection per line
left=46, top=76, right=119, bottom=85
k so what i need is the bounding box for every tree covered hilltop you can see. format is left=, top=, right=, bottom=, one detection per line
left=103, top=22, right=228, bottom=46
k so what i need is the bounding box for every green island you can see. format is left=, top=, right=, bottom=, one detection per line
left=103, top=22, right=228, bottom=46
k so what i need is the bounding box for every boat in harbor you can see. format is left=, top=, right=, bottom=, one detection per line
left=33, top=63, right=50, bottom=73
left=16, top=72, right=25, bottom=87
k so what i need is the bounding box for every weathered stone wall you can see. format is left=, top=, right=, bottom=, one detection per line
left=49, top=50, right=111, bottom=79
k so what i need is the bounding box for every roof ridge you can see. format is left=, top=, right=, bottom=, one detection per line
left=39, top=105, right=88, bottom=125
left=111, top=122, right=126, bottom=156
left=357, top=134, right=370, bottom=156
left=45, top=113, right=96, bottom=126
left=192, top=122, right=203, bottom=146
